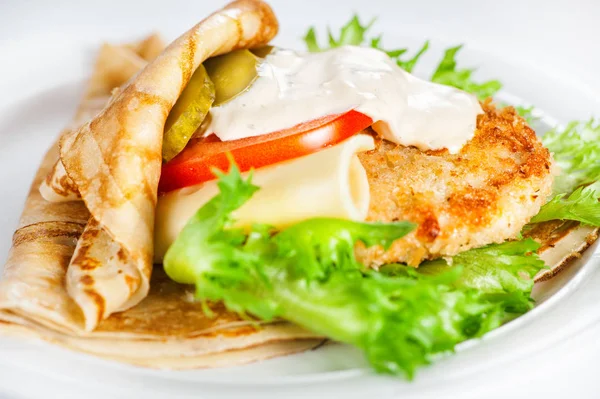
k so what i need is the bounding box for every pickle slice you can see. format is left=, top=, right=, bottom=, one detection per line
left=251, top=45, right=275, bottom=58
left=163, top=64, right=215, bottom=162
left=204, top=49, right=259, bottom=106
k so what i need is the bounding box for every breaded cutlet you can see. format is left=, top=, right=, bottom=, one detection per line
left=356, top=100, right=554, bottom=266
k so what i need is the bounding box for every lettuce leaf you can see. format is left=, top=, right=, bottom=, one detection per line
left=543, top=119, right=600, bottom=196
left=531, top=186, right=600, bottom=226
left=162, top=164, right=260, bottom=286
left=303, top=15, right=373, bottom=51
left=304, top=16, right=501, bottom=98
left=522, top=119, right=600, bottom=228
left=303, top=15, right=428, bottom=73
left=430, top=45, right=502, bottom=100
left=164, top=166, right=544, bottom=379
left=371, top=37, right=430, bottom=73
left=303, top=27, right=321, bottom=52
left=514, top=105, right=539, bottom=125
left=418, top=240, right=542, bottom=314
left=381, top=239, right=543, bottom=315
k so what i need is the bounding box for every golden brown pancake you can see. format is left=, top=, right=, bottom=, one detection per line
left=0, top=2, right=323, bottom=369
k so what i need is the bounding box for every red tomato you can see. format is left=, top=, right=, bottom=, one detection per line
left=158, top=110, right=373, bottom=193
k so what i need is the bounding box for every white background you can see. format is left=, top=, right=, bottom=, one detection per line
left=1, top=0, right=600, bottom=397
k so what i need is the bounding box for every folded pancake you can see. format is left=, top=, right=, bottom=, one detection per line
left=0, top=4, right=322, bottom=368
left=39, top=41, right=154, bottom=203
left=38, top=0, right=279, bottom=330
left=0, top=318, right=321, bottom=369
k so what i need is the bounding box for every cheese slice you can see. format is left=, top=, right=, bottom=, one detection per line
left=154, top=134, right=375, bottom=262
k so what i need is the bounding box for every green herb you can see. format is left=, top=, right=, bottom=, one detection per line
left=164, top=165, right=543, bottom=378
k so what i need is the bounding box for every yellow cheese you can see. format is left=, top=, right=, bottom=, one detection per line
left=153, top=134, right=375, bottom=262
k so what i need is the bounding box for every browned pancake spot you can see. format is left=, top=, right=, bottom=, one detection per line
left=80, top=275, right=95, bottom=285
left=84, top=289, right=106, bottom=324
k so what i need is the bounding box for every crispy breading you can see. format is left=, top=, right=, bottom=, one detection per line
left=356, top=101, right=554, bottom=266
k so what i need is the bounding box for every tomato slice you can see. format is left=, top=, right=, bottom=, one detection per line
left=159, top=110, right=373, bottom=193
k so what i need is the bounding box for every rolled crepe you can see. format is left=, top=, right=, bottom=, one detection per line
left=39, top=42, right=152, bottom=203
left=0, top=7, right=322, bottom=368
left=39, top=0, right=279, bottom=331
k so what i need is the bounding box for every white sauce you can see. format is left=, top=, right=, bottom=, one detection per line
left=206, top=46, right=482, bottom=154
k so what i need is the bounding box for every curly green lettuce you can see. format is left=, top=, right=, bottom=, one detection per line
left=303, top=15, right=374, bottom=51
left=303, top=15, right=428, bottom=73
left=304, top=14, right=500, bottom=97
left=525, top=120, right=600, bottom=227
left=531, top=187, right=600, bottom=226
left=544, top=119, right=600, bottom=196
left=381, top=239, right=543, bottom=316
left=164, top=165, right=544, bottom=379
left=371, top=37, right=430, bottom=74
left=514, top=105, right=539, bottom=125
left=417, top=240, right=543, bottom=314
left=430, top=45, right=502, bottom=100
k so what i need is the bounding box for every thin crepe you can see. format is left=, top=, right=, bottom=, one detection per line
left=42, top=0, right=279, bottom=330
left=0, top=15, right=321, bottom=367
left=39, top=39, right=153, bottom=203
left=527, top=221, right=600, bottom=282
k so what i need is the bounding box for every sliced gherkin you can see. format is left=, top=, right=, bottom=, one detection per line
left=163, top=64, right=215, bottom=162
left=204, top=49, right=259, bottom=106
left=251, top=45, right=275, bottom=58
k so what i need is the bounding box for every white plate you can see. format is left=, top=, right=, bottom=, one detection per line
left=2, top=0, right=600, bottom=398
